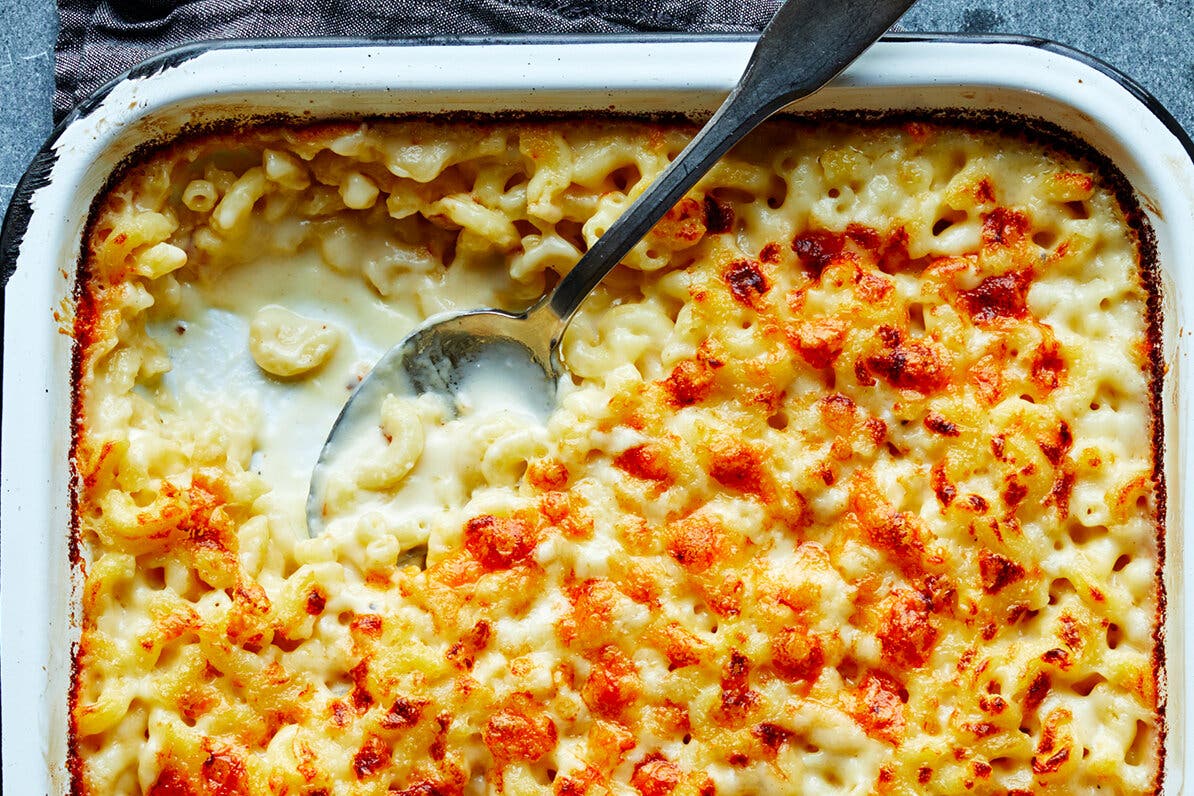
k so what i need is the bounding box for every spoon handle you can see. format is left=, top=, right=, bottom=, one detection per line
left=541, top=0, right=917, bottom=329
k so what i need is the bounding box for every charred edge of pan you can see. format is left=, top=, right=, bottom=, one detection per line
left=1024, top=94, right=1178, bottom=792
left=66, top=247, right=98, bottom=796
left=67, top=635, right=83, bottom=795
left=68, top=106, right=1169, bottom=788
left=1138, top=150, right=1167, bottom=796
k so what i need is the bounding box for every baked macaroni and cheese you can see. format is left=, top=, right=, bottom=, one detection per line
left=70, top=116, right=1164, bottom=795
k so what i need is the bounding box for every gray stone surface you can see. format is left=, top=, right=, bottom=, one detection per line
left=0, top=1, right=56, bottom=222
left=898, top=0, right=1193, bottom=139
left=1, top=0, right=1192, bottom=221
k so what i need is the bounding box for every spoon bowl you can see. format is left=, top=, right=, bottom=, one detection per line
left=306, top=0, right=919, bottom=534
left=305, top=302, right=561, bottom=530
left=387, top=305, right=559, bottom=405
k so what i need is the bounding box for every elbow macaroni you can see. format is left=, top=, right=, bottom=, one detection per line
left=71, top=117, right=1163, bottom=795
left=354, top=395, right=426, bottom=490
left=248, top=305, right=340, bottom=377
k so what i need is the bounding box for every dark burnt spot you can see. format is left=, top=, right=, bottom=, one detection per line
left=924, top=412, right=960, bottom=437
left=918, top=766, right=933, bottom=784
left=305, top=588, right=327, bottom=615
left=381, top=697, right=427, bottom=730
left=1038, top=421, right=1073, bottom=466
left=982, top=207, right=1031, bottom=246
left=854, top=358, right=876, bottom=387
left=792, top=229, right=844, bottom=279
left=974, top=178, right=996, bottom=204
left=1025, top=672, right=1052, bottom=713
left=1032, top=747, right=1071, bottom=775
left=1032, top=339, right=1066, bottom=391
left=760, top=242, right=782, bottom=263
left=331, top=700, right=351, bottom=727
left=919, top=574, right=956, bottom=613
left=201, top=752, right=247, bottom=796
left=1002, top=480, right=1028, bottom=510
left=965, top=494, right=989, bottom=513
left=979, top=693, right=1007, bottom=714
left=446, top=620, right=491, bottom=671
left=931, top=461, right=956, bottom=507
left=960, top=269, right=1033, bottom=325
left=349, top=661, right=373, bottom=711
left=862, top=326, right=950, bottom=394
left=752, top=722, right=795, bottom=751
left=724, top=260, right=771, bottom=307
left=718, top=651, right=760, bottom=723
left=978, top=550, right=1025, bottom=595
left=704, top=195, right=735, bottom=233
left=963, top=722, right=1000, bottom=738
left=429, top=713, right=451, bottom=761
left=1046, top=469, right=1076, bottom=519
left=352, top=735, right=392, bottom=779
left=1042, top=648, right=1071, bottom=668
left=844, top=223, right=882, bottom=250
left=728, top=753, right=749, bottom=766
left=726, top=650, right=749, bottom=680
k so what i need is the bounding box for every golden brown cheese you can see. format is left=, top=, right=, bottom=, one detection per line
left=71, top=117, right=1162, bottom=795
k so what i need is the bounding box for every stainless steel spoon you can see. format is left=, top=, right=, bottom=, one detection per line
left=307, top=0, right=917, bottom=534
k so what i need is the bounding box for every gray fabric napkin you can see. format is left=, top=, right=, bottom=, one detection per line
left=55, top=0, right=781, bottom=122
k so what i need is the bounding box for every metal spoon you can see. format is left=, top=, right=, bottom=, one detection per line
left=307, top=0, right=917, bottom=534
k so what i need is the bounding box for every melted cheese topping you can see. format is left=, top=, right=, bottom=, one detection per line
left=71, top=118, right=1162, bottom=796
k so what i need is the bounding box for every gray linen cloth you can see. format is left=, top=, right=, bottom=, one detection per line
left=55, top=0, right=782, bottom=121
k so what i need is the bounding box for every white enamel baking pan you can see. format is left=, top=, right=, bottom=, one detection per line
left=2, top=34, right=1192, bottom=795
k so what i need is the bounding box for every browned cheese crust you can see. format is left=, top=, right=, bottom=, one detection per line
left=70, top=117, right=1163, bottom=795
